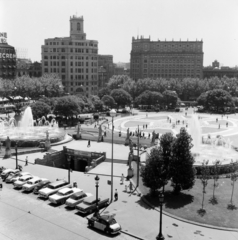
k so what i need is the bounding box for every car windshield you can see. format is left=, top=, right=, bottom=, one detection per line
left=57, top=192, right=64, bottom=196
left=47, top=185, right=54, bottom=189
left=19, top=178, right=25, bottom=181
left=110, top=219, right=117, bottom=225
left=26, top=181, right=32, bottom=184
left=70, top=195, right=79, bottom=200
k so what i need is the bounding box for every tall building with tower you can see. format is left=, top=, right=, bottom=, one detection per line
left=130, top=36, right=203, bottom=80
left=41, top=16, right=98, bottom=96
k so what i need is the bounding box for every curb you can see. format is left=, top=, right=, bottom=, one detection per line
left=140, top=195, right=238, bottom=232
left=121, top=230, right=149, bottom=240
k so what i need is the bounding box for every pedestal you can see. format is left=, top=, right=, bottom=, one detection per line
left=45, top=140, right=51, bottom=151
left=127, top=167, right=134, bottom=178
left=4, top=148, right=11, bottom=158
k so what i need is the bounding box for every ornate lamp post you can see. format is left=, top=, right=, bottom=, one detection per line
left=67, top=156, right=71, bottom=183
left=110, top=109, right=116, bottom=202
left=95, top=175, right=100, bottom=215
left=156, top=192, right=165, bottom=240
left=15, top=142, right=18, bottom=169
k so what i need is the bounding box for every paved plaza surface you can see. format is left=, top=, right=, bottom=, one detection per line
left=1, top=109, right=238, bottom=240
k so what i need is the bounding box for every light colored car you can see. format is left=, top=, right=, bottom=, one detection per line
left=76, top=196, right=109, bottom=215
left=66, top=192, right=92, bottom=208
left=6, top=172, right=31, bottom=183
left=49, top=187, right=82, bottom=205
left=38, top=180, right=71, bottom=199
left=14, top=175, right=35, bottom=189
left=22, top=177, right=42, bottom=192
left=1, top=169, right=20, bottom=181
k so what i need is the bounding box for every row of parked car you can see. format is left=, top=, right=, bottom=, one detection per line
left=0, top=167, right=121, bottom=235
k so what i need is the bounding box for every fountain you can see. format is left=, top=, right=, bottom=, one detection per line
left=189, top=115, right=238, bottom=166
left=0, top=106, right=66, bottom=147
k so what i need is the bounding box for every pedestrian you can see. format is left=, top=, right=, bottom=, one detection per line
left=216, top=118, right=218, bottom=122
left=25, top=156, right=28, bottom=166
left=114, top=189, right=118, bottom=201
left=129, top=181, right=133, bottom=193
left=218, top=124, right=220, bottom=129
left=121, top=174, right=124, bottom=184
left=0, top=141, right=2, bottom=152
left=143, top=125, right=144, bottom=129
left=148, top=133, right=150, bottom=139
left=226, top=122, right=228, bottom=127
left=87, top=140, right=91, bottom=147
left=125, top=185, right=128, bottom=192
left=146, top=124, right=147, bottom=129
left=73, top=182, right=77, bottom=188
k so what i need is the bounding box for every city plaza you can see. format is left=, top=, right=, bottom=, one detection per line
left=1, top=108, right=238, bottom=240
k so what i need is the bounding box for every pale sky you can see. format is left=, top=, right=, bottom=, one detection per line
left=1, top=0, right=238, bottom=67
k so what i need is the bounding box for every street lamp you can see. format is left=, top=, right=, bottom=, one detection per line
left=110, top=109, right=117, bottom=202
left=15, top=142, right=18, bottom=169
left=156, top=192, right=165, bottom=240
left=95, top=175, right=100, bottom=215
left=67, top=156, right=71, bottom=183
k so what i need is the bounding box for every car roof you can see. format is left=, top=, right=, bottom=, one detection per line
left=20, top=172, right=31, bottom=175
left=100, top=215, right=114, bottom=222
left=28, top=177, right=40, bottom=182
left=50, top=180, right=67, bottom=187
left=72, top=191, right=85, bottom=197
left=3, top=169, right=14, bottom=173
left=20, top=175, right=33, bottom=180
left=59, top=187, right=72, bottom=194
left=41, top=178, right=49, bottom=182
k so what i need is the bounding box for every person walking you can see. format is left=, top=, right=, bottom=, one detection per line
left=121, top=174, right=124, bottom=184
left=114, top=189, right=118, bottom=201
left=25, top=156, right=28, bottom=166
left=129, top=181, right=133, bottom=193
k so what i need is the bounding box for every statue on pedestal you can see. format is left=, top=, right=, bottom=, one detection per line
left=127, top=138, right=134, bottom=178
left=98, top=124, right=103, bottom=142
left=151, top=130, right=156, bottom=146
left=45, top=130, right=51, bottom=151
left=76, top=123, right=82, bottom=140
left=125, top=128, right=130, bottom=146
left=4, top=136, right=11, bottom=158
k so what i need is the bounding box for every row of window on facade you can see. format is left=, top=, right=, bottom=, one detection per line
left=45, top=41, right=97, bottom=47
left=44, top=48, right=97, bottom=54
left=43, top=55, right=98, bottom=61
left=44, top=61, right=97, bottom=67
left=145, top=74, right=201, bottom=78
left=44, top=67, right=97, bottom=74
left=133, top=44, right=202, bottom=50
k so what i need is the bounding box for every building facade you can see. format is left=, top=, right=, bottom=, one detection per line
left=98, top=55, right=114, bottom=86
left=0, top=42, right=16, bottom=79
left=130, top=36, right=203, bottom=80
left=41, top=16, right=98, bottom=96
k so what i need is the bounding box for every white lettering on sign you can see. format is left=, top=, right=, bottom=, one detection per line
left=0, top=53, right=16, bottom=59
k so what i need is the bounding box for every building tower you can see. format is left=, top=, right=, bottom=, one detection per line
left=41, top=16, right=98, bottom=96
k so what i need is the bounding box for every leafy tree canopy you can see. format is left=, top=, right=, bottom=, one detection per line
left=110, top=88, right=132, bottom=108
left=101, top=95, right=116, bottom=109
left=30, top=101, right=51, bottom=119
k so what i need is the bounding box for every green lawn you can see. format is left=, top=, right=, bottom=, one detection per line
left=144, top=178, right=238, bottom=228
left=202, top=127, right=226, bottom=134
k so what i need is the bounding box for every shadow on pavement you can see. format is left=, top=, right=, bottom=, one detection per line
left=135, top=198, right=153, bottom=210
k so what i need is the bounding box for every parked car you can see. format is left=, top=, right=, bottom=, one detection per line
left=14, top=175, right=35, bottom=189
left=1, top=169, right=20, bottom=181
left=33, top=179, right=51, bottom=194
left=88, top=214, right=121, bottom=235
left=6, top=172, right=31, bottom=183
left=38, top=180, right=71, bottom=199
left=76, top=196, right=109, bottom=215
left=22, top=177, right=42, bottom=192
left=0, top=166, right=6, bottom=174
left=49, top=187, right=82, bottom=205
left=66, top=192, right=93, bottom=208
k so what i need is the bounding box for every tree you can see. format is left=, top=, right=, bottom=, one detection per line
left=207, top=89, right=234, bottom=112
left=170, top=127, right=196, bottom=194
left=101, top=95, right=116, bottom=109
left=31, top=101, right=51, bottom=119
left=89, top=95, right=103, bottom=112
left=140, top=147, right=167, bottom=196
left=210, top=160, right=221, bottom=205
left=98, top=87, right=111, bottom=99
left=159, top=133, right=176, bottom=188
left=54, top=96, right=81, bottom=117
left=134, top=90, right=162, bottom=107
left=228, top=160, right=238, bottom=209
left=197, top=92, right=209, bottom=109
left=162, top=90, right=178, bottom=109
left=110, top=89, right=132, bottom=109
left=198, top=160, right=210, bottom=215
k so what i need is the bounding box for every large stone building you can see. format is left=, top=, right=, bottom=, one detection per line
left=130, top=36, right=203, bottom=80
left=41, top=16, right=98, bottom=96
left=0, top=36, right=16, bottom=79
